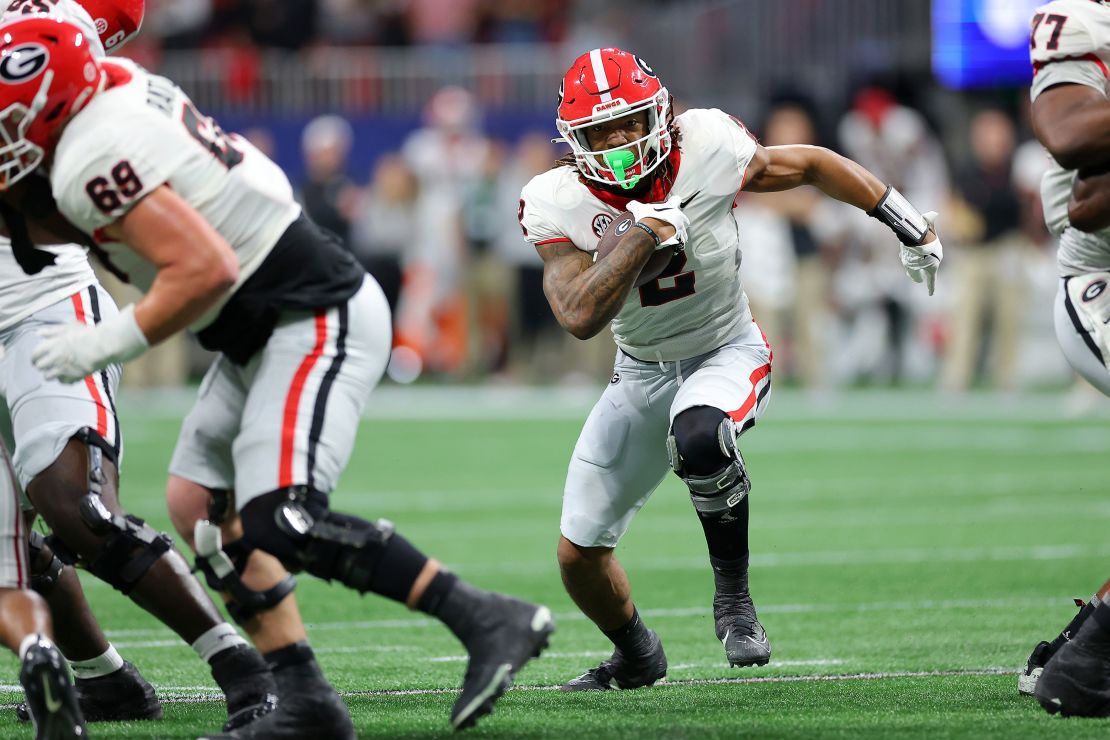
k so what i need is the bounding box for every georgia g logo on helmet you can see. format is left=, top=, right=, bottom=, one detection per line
left=0, top=42, right=47, bottom=84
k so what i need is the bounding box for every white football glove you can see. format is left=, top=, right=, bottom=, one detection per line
left=900, top=211, right=943, bottom=296
left=32, top=304, right=149, bottom=383
left=628, top=196, right=689, bottom=249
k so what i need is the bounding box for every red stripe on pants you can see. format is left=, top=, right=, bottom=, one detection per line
left=70, top=293, right=108, bottom=438
left=727, top=363, right=771, bottom=423
left=279, top=312, right=329, bottom=488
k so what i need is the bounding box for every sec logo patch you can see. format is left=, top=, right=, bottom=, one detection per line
left=592, top=213, right=613, bottom=237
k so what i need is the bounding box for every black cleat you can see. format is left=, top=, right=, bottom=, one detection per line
left=1019, top=641, right=1054, bottom=697
left=20, top=638, right=87, bottom=740
left=17, top=660, right=162, bottom=723
left=1035, top=612, right=1110, bottom=717
left=201, top=656, right=354, bottom=740
left=209, top=644, right=278, bottom=731
left=1020, top=598, right=1089, bottom=696
left=711, top=554, right=770, bottom=668
left=560, top=631, right=667, bottom=691
left=715, top=591, right=770, bottom=668
left=450, top=595, right=555, bottom=731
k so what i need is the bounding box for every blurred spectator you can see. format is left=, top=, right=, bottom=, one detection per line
left=739, top=101, right=836, bottom=388
left=146, top=0, right=212, bottom=48
left=392, top=87, right=489, bottom=379
left=298, top=115, right=359, bottom=247
left=406, top=0, right=481, bottom=46
left=350, top=154, right=419, bottom=313
left=837, top=86, right=950, bottom=383
left=241, top=126, right=277, bottom=160
left=244, top=0, right=317, bottom=50
left=940, top=109, right=1025, bottom=392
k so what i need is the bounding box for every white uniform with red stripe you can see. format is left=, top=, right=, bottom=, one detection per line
left=1029, top=1, right=1110, bottom=396
left=40, top=56, right=386, bottom=507
left=0, top=440, right=28, bottom=589
left=168, top=278, right=389, bottom=505
left=520, top=108, right=772, bottom=547
left=0, top=0, right=124, bottom=489
left=0, top=284, right=120, bottom=488
left=1030, top=0, right=1110, bottom=277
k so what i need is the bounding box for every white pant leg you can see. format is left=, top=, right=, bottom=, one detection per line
left=234, top=275, right=391, bottom=509
left=0, top=285, right=122, bottom=489
left=1055, top=279, right=1110, bottom=397
left=561, top=352, right=677, bottom=549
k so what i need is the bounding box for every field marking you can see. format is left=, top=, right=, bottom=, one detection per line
left=0, top=666, right=1018, bottom=708
left=102, top=595, right=1075, bottom=643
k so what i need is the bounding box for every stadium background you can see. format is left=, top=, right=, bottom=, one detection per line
left=5, top=1, right=1110, bottom=738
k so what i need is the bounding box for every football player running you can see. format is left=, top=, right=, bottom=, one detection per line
left=0, top=438, right=86, bottom=740
left=0, top=0, right=280, bottom=730
left=1020, top=0, right=1110, bottom=717
left=0, top=17, right=554, bottom=737
left=520, top=48, right=942, bottom=690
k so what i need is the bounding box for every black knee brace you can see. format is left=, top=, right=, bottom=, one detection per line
left=27, top=530, right=64, bottom=595
left=241, top=487, right=394, bottom=593
left=54, top=428, right=174, bottom=594
left=668, top=406, right=750, bottom=518
left=193, top=519, right=296, bottom=624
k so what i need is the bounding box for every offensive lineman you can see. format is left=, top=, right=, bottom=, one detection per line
left=520, top=48, right=943, bottom=689
left=0, top=18, right=554, bottom=737
left=1019, top=0, right=1110, bottom=716
left=0, top=0, right=279, bottom=730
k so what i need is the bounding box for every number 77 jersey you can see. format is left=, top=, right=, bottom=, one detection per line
left=520, top=107, right=758, bottom=361
left=49, top=58, right=301, bottom=328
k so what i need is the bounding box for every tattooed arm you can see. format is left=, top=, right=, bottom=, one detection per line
left=537, top=217, right=673, bottom=340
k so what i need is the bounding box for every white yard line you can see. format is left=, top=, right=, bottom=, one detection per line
left=102, top=594, right=1073, bottom=642
left=0, top=666, right=1017, bottom=708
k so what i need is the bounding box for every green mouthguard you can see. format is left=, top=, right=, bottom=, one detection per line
left=604, top=150, right=640, bottom=190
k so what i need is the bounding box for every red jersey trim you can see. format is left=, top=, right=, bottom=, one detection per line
left=1033, top=52, right=1110, bottom=78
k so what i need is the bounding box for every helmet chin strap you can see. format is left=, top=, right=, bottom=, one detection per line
left=604, top=150, right=639, bottom=190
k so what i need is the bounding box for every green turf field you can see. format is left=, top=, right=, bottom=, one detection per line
left=2, top=388, right=1109, bottom=738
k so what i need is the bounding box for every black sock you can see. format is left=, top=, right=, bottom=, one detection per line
left=263, top=641, right=315, bottom=672
left=1049, top=599, right=1098, bottom=651
left=710, top=553, right=750, bottom=597
left=417, top=574, right=485, bottom=642
left=602, top=608, right=655, bottom=659
left=697, top=496, right=750, bottom=563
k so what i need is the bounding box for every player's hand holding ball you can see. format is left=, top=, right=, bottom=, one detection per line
left=628, top=196, right=689, bottom=249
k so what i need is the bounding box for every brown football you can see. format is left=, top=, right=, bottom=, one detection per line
left=594, top=210, right=674, bottom=287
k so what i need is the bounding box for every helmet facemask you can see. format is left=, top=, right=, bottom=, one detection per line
left=557, top=87, right=671, bottom=190
left=0, top=70, right=52, bottom=190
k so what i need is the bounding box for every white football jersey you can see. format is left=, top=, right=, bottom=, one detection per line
left=51, top=59, right=301, bottom=329
left=0, top=241, right=94, bottom=332
left=1029, top=0, right=1110, bottom=275
left=1, top=0, right=105, bottom=57
left=520, top=108, right=757, bottom=361
left=0, top=0, right=108, bottom=331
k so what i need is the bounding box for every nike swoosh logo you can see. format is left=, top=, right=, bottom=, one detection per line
left=680, top=191, right=700, bottom=208
left=42, top=676, right=61, bottom=713
left=721, top=629, right=729, bottom=647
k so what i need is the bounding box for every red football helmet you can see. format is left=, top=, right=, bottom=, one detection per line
left=556, top=48, right=671, bottom=190
left=75, top=0, right=144, bottom=52
left=0, top=17, right=102, bottom=188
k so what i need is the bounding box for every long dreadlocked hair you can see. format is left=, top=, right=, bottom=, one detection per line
left=551, top=95, right=683, bottom=195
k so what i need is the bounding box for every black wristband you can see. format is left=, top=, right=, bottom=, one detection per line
left=631, top=221, right=661, bottom=248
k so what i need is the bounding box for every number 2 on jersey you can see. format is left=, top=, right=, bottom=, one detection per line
left=639, top=251, right=695, bottom=307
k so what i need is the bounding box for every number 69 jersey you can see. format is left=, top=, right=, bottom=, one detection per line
left=1030, top=0, right=1110, bottom=275
left=49, top=58, right=301, bottom=329
left=520, top=108, right=757, bottom=361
